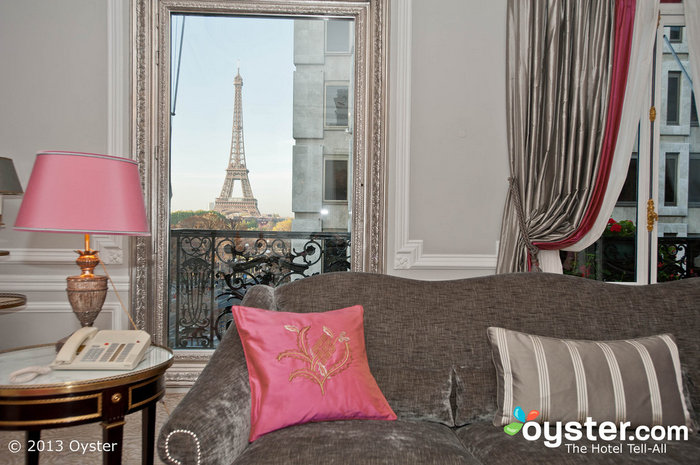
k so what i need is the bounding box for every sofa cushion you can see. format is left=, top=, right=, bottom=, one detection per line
left=231, top=304, right=396, bottom=441
left=456, top=422, right=700, bottom=465
left=242, top=273, right=700, bottom=428
left=371, top=366, right=454, bottom=423
left=233, top=420, right=480, bottom=464
left=487, top=327, right=692, bottom=428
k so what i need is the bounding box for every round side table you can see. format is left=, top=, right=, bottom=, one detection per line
left=0, top=344, right=173, bottom=465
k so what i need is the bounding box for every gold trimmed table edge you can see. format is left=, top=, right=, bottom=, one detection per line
left=0, top=344, right=174, bottom=398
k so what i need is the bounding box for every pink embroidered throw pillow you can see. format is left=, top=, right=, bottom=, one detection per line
left=231, top=304, right=397, bottom=441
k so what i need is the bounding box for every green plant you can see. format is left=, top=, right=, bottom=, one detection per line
left=603, top=218, right=635, bottom=237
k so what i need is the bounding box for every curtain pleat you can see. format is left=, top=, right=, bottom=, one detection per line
left=497, top=0, right=616, bottom=273
left=560, top=0, right=659, bottom=253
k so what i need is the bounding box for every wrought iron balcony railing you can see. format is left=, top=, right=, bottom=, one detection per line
left=169, top=229, right=351, bottom=349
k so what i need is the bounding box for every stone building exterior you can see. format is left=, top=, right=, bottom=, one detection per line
left=613, top=25, right=699, bottom=238
left=291, top=19, right=354, bottom=234
left=657, top=26, right=699, bottom=238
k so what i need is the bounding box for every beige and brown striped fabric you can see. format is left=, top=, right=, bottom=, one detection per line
left=488, top=327, right=692, bottom=428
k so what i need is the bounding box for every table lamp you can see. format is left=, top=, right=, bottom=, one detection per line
left=14, top=151, right=149, bottom=327
left=0, top=157, right=24, bottom=230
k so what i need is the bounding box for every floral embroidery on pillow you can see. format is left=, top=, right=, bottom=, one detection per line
left=277, top=324, right=352, bottom=395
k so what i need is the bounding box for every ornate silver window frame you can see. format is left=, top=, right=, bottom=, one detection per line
left=132, top=0, right=388, bottom=383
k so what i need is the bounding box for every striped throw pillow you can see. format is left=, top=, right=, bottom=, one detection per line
left=487, top=327, right=693, bottom=428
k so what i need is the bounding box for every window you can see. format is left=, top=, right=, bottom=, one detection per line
left=326, top=20, right=351, bottom=53
left=668, top=26, right=682, bottom=43
left=690, top=154, right=700, bottom=206
left=691, top=92, right=698, bottom=127
left=664, top=153, right=679, bottom=207
left=324, top=83, right=349, bottom=128
left=323, top=158, right=348, bottom=202
left=135, top=0, right=388, bottom=370
left=617, top=154, right=638, bottom=205
left=666, top=71, right=681, bottom=125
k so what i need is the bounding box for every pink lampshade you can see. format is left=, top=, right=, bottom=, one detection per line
left=14, top=151, right=150, bottom=235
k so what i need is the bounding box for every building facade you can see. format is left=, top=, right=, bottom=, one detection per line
left=291, top=19, right=355, bottom=234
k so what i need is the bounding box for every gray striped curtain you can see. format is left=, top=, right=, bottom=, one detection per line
left=497, top=0, right=615, bottom=273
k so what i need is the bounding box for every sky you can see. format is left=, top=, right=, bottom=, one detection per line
left=169, top=15, right=295, bottom=216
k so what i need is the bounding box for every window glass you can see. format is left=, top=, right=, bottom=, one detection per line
left=325, top=84, right=349, bottom=128
left=326, top=20, right=351, bottom=53
left=617, top=155, right=638, bottom=204
left=664, top=153, right=678, bottom=207
left=324, top=159, right=348, bottom=201
left=666, top=71, right=681, bottom=125
left=669, top=26, right=682, bottom=43
left=168, top=15, right=355, bottom=349
left=690, top=155, right=700, bottom=205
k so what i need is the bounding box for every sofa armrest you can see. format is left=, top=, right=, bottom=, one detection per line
left=157, top=285, right=275, bottom=464
left=157, top=323, right=251, bottom=464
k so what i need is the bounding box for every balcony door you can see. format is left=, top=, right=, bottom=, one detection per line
left=564, top=6, right=699, bottom=284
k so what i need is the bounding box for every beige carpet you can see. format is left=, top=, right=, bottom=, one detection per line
left=0, top=393, right=185, bottom=465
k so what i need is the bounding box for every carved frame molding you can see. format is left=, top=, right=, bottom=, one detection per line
left=132, top=0, right=388, bottom=376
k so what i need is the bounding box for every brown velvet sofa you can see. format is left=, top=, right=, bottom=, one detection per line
left=158, top=272, right=700, bottom=464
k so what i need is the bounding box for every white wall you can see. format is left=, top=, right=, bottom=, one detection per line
left=388, top=0, right=509, bottom=279
left=0, top=0, right=131, bottom=350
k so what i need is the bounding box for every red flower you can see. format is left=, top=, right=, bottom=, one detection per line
left=610, top=224, right=622, bottom=233
left=608, top=218, right=617, bottom=225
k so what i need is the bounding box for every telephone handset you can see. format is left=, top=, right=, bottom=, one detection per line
left=51, top=327, right=151, bottom=371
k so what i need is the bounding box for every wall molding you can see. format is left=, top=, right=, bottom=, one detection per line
left=0, top=302, right=121, bottom=331
left=108, top=0, right=128, bottom=159
left=0, top=274, right=129, bottom=293
left=164, top=351, right=217, bottom=386
left=394, top=241, right=498, bottom=270
left=0, top=248, right=77, bottom=264
left=390, top=0, right=497, bottom=271
left=93, top=235, right=126, bottom=265
left=0, top=238, right=125, bottom=265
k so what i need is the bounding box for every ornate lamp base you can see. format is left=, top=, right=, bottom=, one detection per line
left=66, top=275, right=108, bottom=327
left=64, top=235, right=109, bottom=327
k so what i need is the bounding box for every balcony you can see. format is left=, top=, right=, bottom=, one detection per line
left=562, top=236, right=700, bottom=282
left=169, top=229, right=351, bottom=349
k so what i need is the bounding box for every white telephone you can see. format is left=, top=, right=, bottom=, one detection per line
left=51, top=327, right=151, bottom=371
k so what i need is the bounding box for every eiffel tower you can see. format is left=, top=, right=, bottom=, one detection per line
left=214, top=68, right=261, bottom=218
